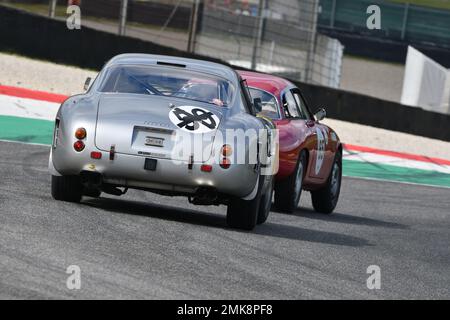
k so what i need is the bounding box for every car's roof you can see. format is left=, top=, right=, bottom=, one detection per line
left=237, top=70, right=294, bottom=98
left=106, top=54, right=238, bottom=82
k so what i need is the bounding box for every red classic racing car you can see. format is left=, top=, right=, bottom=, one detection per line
left=238, top=70, right=343, bottom=214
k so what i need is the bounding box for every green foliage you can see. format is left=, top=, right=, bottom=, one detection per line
left=389, top=0, right=450, bottom=10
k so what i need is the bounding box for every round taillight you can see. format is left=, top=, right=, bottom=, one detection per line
left=220, top=157, right=231, bottom=169
left=73, top=140, right=85, bottom=152
left=221, top=144, right=233, bottom=157
left=75, top=127, right=87, bottom=140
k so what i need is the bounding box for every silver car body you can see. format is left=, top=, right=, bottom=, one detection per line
left=49, top=54, right=276, bottom=201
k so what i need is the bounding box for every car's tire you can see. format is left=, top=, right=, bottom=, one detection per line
left=274, top=150, right=307, bottom=213
left=51, top=175, right=83, bottom=203
left=311, top=150, right=342, bottom=214
left=226, top=176, right=263, bottom=231
left=257, top=178, right=274, bottom=225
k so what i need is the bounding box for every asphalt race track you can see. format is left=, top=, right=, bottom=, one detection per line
left=0, top=140, right=449, bottom=299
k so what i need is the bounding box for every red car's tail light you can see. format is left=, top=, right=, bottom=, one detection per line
left=219, top=157, right=231, bottom=169
left=75, top=127, right=87, bottom=140
left=90, top=151, right=102, bottom=159
left=73, top=140, right=85, bottom=152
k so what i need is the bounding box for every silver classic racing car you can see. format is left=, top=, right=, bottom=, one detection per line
left=49, top=54, right=278, bottom=230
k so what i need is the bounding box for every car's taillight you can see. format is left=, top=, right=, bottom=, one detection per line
left=219, top=157, right=231, bottom=169
left=75, top=127, right=87, bottom=140
left=73, top=140, right=85, bottom=152
left=90, top=151, right=102, bottom=159
left=221, top=144, right=233, bottom=157
left=201, top=164, right=213, bottom=172
left=219, top=145, right=232, bottom=169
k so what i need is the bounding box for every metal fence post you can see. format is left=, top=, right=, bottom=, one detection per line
left=118, top=0, right=129, bottom=36
left=48, top=0, right=57, bottom=18
left=251, top=0, right=266, bottom=70
left=401, top=3, right=410, bottom=40
left=330, top=0, right=337, bottom=28
left=187, top=0, right=200, bottom=53
left=305, top=0, right=319, bottom=83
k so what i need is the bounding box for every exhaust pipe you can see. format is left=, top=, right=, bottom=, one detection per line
left=80, top=171, right=127, bottom=196
left=101, top=185, right=128, bottom=196
left=80, top=171, right=102, bottom=187
left=189, top=187, right=218, bottom=205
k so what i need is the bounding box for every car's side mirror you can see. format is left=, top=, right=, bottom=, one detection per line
left=84, top=77, right=92, bottom=91
left=314, top=108, right=326, bottom=121
left=253, top=98, right=262, bottom=113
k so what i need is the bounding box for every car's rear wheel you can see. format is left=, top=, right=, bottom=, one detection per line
left=257, top=178, right=274, bottom=225
left=311, top=150, right=342, bottom=214
left=227, top=176, right=263, bottom=231
left=274, top=150, right=307, bottom=213
left=51, top=175, right=83, bottom=203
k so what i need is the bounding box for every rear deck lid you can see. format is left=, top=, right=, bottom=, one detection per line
left=95, top=94, right=224, bottom=162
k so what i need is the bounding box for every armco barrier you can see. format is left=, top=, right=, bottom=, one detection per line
left=0, top=5, right=217, bottom=70
left=0, top=5, right=449, bottom=141
left=294, top=82, right=450, bottom=142
left=80, top=0, right=192, bottom=30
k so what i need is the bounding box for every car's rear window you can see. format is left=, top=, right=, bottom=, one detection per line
left=99, top=64, right=235, bottom=107
left=249, top=87, right=280, bottom=119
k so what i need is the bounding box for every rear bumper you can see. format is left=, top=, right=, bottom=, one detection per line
left=49, top=147, right=258, bottom=198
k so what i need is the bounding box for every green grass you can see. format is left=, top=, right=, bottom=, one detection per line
left=2, top=3, right=68, bottom=17
left=1, top=2, right=187, bottom=34
left=389, top=0, right=450, bottom=10
left=6, top=1, right=450, bottom=13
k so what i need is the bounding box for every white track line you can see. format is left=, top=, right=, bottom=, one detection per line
left=0, top=139, right=51, bottom=147
left=0, top=94, right=58, bottom=121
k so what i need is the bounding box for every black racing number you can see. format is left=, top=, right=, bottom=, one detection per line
left=172, top=107, right=216, bottom=131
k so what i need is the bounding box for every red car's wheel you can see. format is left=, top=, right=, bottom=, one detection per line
left=274, top=150, right=307, bottom=213
left=311, top=150, right=342, bottom=214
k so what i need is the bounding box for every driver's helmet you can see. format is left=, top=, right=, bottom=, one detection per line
left=176, top=77, right=220, bottom=100
left=177, top=82, right=217, bottom=102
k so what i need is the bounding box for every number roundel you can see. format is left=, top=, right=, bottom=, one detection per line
left=315, top=127, right=326, bottom=175
left=169, top=106, right=220, bottom=133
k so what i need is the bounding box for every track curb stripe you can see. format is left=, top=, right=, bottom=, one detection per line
left=0, top=115, right=54, bottom=145
left=0, top=85, right=68, bottom=104
left=1, top=85, right=450, bottom=188
left=343, top=143, right=450, bottom=166
left=342, top=159, right=450, bottom=188
left=1, top=85, right=448, bottom=166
